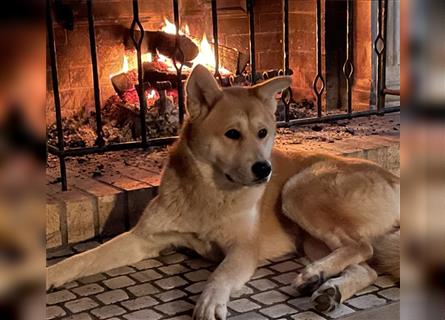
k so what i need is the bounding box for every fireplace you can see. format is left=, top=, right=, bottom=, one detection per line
left=47, top=0, right=400, bottom=190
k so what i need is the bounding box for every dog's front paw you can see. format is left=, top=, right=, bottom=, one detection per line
left=193, top=286, right=229, bottom=320
left=293, top=267, right=324, bottom=295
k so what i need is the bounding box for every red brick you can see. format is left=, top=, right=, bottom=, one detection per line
left=97, top=44, right=125, bottom=65
left=182, top=16, right=213, bottom=38
left=225, top=34, right=250, bottom=53
left=289, top=13, right=315, bottom=32
left=255, top=33, right=282, bottom=51
left=69, top=67, right=93, bottom=88
left=56, top=45, right=91, bottom=67
left=289, top=51, right=316, bottom=75
left=67, top=27, right=90, bottom=47
left=54, top=27, right=68, bottom=46
left=75, top=2, right=133, bottom=21
left=258, top=51, right=284, bottom=71
left=95, top=25, right=127, bottom=45
left=139, top=1, right=172, bottom=17
left=257, top=13, right=283, bottom=33
left=289, top=0, right=316, bottom=13
left=254, top=0, right=282, bottom=13
left=47, top=67, right=70, bottom=91
left=289, top=31, right=315, bottom=51
left=219, top=16, right=249, bottom=35
left=59, top=88, right=94, bottom=118
left=100, top=85, right=116, bottom=105
left=99, top=63, right=122, bottom=84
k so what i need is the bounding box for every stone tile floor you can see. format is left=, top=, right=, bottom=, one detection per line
left=47, top=241, right=400, bottom=320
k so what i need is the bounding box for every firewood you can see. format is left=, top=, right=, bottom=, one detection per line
left=110, top=71, right=137, bottom=96
left=124, top=30, right=199, bottom=63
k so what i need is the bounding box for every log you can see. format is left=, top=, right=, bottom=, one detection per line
left=110, top=71, right=137, bottom=96
left=110, top=62, right=190, bottom=95
left=142, top=61, right=189, bottom=86
left=124, top=29, right=199, bottom=63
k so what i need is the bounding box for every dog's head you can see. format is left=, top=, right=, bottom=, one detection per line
left=184, top=64, right=291, bottom=187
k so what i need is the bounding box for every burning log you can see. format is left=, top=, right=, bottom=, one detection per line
left=124, top=30, right=199, bottom=63
left=142, top=61, right=188, bottom=85
left=110, top=70, right=137, bottom=96
left=217, top=44, right=249, bottom=75
left=110, top=61, right=189, bottom=96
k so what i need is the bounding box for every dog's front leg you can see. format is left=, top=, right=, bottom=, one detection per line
left=193, top=245, right=257, bottom=320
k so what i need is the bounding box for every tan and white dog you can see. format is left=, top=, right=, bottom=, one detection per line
left=47, top=65, right=399, bottom=319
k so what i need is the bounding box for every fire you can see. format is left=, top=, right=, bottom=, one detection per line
left=109, top=55, right=130, bottom=78
left=192, top=34, right=231, bottom=75
left=110, top=20, right=231, bottom=80
left=142, top=52, right=152, bottom=63
left=122, top=55, right=129, bottom=73
left=161, top=18, right=189, bottom=36
left=147, top=89, right=157, bottom=100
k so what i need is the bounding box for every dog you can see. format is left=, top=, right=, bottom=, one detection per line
left=47, top=64, right=400, bottom=319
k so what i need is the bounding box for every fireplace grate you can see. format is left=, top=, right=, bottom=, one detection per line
left=47, top=0, right=400, bottom=190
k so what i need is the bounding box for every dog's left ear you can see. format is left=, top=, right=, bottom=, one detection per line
left=253, top=76, right=292, bottom=111
left=186, top=64, right=223, bottom=121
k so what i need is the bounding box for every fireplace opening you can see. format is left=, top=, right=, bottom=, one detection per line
left=325, top=0, right=347, bottom=111
left=46, top=0, right=400, bottom=190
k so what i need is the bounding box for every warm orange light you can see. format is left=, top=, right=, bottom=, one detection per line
left=161, top=18, right=189, bottom=36
left=122, top=55, right=129, bottom=73
left=110, top=55, right=130, bottom=78
left=147, top=89, right=156, bottom=100
left=142, top=52, right=152, bottom=63
left=110, top=23, right=232, bottom=80
left=192, top=34, right=231, bottom=75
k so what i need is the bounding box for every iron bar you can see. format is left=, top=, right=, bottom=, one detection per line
left=47, top=137, right=178, bottom=158
left=246, top=0, right=256, bottom=84
left=86, top=0, right=104, bottom=146
left=276, top=106, right=400, bottom=128
left=47, top=0, right=67, bottom=191
left=383, top=88, right=400, bottom=96
left=343, top=0, right=354, bottom=115
left=313, top=0, right=325, bottom=117
left=282, top=0, right=292, bottom=123
left=211, top=0, right=221, bottom=80
left=130, top=0, right=147, bottom=146
left=173, top=0, right=185, bottom=124
left=375, top=0, right=388, bottom=113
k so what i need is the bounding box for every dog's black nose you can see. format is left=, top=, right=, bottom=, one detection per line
left=251, top=161, right=272, bottom=179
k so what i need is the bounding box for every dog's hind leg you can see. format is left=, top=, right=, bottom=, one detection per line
left=311, top=263, right=378, bottom=312
left=47, top=228, right=194, bottom=290
left=294, top=238, right=373, bottom=294
left=281, top=161, right=396, bottom=294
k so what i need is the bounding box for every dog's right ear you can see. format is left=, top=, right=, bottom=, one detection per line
left=185, top=64, right=222, bottom=121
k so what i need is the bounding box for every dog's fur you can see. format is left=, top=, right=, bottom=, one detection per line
left=47, top=65, right=400, bottom=319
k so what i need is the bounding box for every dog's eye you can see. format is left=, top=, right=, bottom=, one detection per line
left=225, top=129, right=241, bottom=140
left=258, top=128, right=268, bottom=139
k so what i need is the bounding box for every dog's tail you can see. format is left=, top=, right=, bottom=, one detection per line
left=371, top=229, right=400, bottom=279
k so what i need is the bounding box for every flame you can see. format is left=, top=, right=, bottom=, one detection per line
left=110, top=55, right=130, bottom=78
left=161, top=18, right=189, bottom=36
left=147, top=89, right=156, bottom=100
left=142, top=52, right=152, bottom=63
left=110, top=23, right=231, bottom=81
left=122, top=55, right=129, bottom=73
left=192, top=34, right=231, bottom=75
